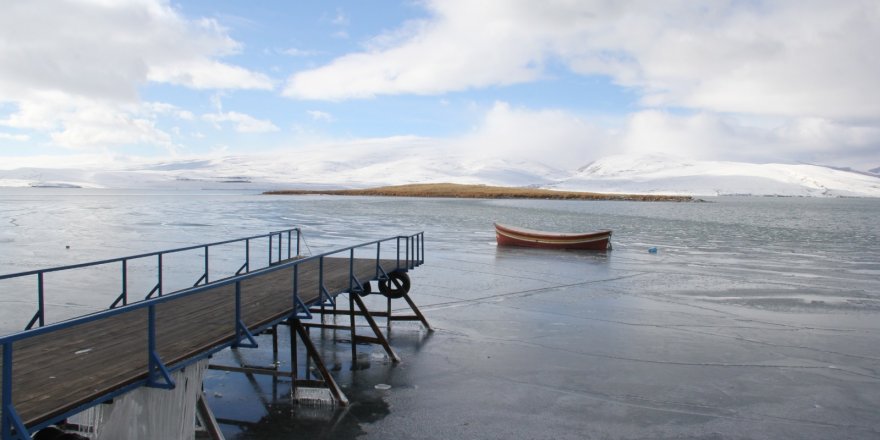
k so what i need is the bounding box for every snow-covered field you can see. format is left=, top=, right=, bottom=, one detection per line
left=1, top=151, right=879, bottom=197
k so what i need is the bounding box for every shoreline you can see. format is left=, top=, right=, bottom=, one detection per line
left=263, top=183, right=695, bottom=202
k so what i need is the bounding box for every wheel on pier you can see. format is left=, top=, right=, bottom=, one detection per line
left=357, top=280, right=372, bottom=297
left=378, top=271, right=411, bottom=299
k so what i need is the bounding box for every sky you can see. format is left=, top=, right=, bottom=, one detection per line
left=0, top=0, right=879, bottom=171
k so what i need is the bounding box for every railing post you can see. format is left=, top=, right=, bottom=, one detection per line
left=204, top=246, right=210, bottom=284
left=292, top=264, right=298, bottom=309
left=277, top=233, right=282, bottom=262
left=2, top=342, right=12, bottom=440
left=376, top=242, right=381, bottom=278
left=318, top=256, right=324, bottom=298
left=121, top=259, right=128, bottom=306
left=295, top=229, right=301, bottom=257
left=396, top=237, right=401, bottom=270
left=349, top=249, right=355, bottom=291
left=37, top=273, right=45, bottom=327
left=157, top=253, right=163, bottom=297
left=268, top=235, right=273, bottom=265
left=245, top=239, right=250, bottom=273
left=287, top=230, right=291, bottom=260
left=233, top=281, right=241, bottom=347
left=146, top=304, right=174, bottom=389
left=148, top=304, right=156, bottom=365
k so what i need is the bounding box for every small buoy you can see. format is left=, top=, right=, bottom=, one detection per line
left=648, top=247, right=658, bottom=254
left=65, top=245, right=70, bottom=249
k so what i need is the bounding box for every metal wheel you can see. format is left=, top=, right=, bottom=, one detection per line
left=378, top=271, right=411, bottom=299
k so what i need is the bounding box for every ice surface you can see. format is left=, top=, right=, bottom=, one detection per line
left=2, top=192, right=879, bottom=439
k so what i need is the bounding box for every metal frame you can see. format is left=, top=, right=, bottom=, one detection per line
left=1, top=228, right=303, bottom=330
left=0, top=230, right=424, bottom=440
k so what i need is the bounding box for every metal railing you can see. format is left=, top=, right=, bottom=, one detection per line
left=0, top=230, right=424, bottom=440
left=0, top=228, right=301, bottom=330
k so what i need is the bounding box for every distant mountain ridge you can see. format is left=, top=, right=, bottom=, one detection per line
left=1, top=153, right=879, bottom=198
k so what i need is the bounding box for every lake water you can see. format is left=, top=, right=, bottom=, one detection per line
left=1, top=189, right=879, bottom=439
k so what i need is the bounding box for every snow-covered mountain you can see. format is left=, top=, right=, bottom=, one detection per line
left=555, top=155, right=880, bottom=197
left=1, top=152, right=879, bottom=197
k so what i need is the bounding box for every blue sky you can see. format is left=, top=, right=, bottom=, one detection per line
left=1, top=0, right=878, bottom=170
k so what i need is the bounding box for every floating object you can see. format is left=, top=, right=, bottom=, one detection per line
left=494, top=223, right=612, bottom=250
left=374, top=384, right=392, bottom=390
left=648, top=247, right=658, bottom=254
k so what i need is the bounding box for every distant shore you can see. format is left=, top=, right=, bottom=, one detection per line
left=264, top=183, right=694, bottom=202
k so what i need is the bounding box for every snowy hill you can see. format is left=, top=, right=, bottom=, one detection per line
left=1, top=152, right=879, bottom=197
left=554, top=155, right=880, bottom=197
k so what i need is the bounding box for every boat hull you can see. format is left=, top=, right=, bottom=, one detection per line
left=494, top=223, right=612, bottom=250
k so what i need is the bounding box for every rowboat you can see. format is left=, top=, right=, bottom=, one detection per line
left=494, top=223, right=612, bottom=250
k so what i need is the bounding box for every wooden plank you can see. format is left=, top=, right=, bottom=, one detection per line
left=7, top=258, right=414, bottom=427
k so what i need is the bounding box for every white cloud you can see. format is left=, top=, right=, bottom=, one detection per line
left=306, top=110, right=334, bottom=122
left=203, top=111, right=279, bottom=133
left=148, top=60, right=273, bottom=90
left=49, top=102, right=175, bottom=152
left=454, top=102, right=611, bottom=168
left=284, top=1, right=545, bottom=100
left=0, top=0, right=273, bottom=153
left=619, top=111, right=880, bottom=167
left=141, top=102, right=195, bottom=121
left=283, top=0, right=880, bottom=122
left=454, top=103, right=880, bottom=169
left=331, top=8, right=350, bottom=26
left=0, top=132, right=29, bottom=142
left=280, top=47, right=318, bottom=57
left=0, top=1, right=272, bottom=103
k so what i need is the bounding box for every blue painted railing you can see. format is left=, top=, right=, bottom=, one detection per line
left=0, top=230, right=424, bottom=440
left=0, top=228, right=301, bottom=331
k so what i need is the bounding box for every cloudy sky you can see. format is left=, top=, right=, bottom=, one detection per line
left=1, top=0, right=878, bottom=171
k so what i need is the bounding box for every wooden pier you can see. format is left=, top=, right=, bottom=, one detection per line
left=0, top=230, right=426, bottom=439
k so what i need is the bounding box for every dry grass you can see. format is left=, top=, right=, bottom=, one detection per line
left=264, top=183, right=694, bottom=202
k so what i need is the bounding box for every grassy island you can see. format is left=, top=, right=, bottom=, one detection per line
left=264, top=183, right=694, bottom=202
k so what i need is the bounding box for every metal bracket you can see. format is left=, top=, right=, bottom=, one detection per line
left=293, top=295, right=312, bottom=320
left=109, top=291, right=126, bottom=309
left=24, top=311, right=41, bottom=330
left=2, top=403, right=28, bottom=440
left=319, top=284, right=334, bottom=307
left=376, top=266, right=389, bottom=281
left=235, top=261, right=248, bottom=275
left=234, top=319, right=258, bottom=349
left=147, top=350, right=176, bottom=389
left=350, top=276, right=366, bottom=295
left=145, top=282, right=160, bottom=300
left=193, top=273, right=207, bottom=287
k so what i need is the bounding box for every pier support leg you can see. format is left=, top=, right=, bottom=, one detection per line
left=401, top=292, right=433, bottom=332
left=196, top=392, right=225, bottom=440
left=291, top=319, right=349, bottom=406
left=348, top=294, right=357, bottom=366
left=350, top=294, right=401, bottom=363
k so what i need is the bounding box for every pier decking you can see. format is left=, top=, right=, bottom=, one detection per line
left=0, top=230, right=424, bottom=439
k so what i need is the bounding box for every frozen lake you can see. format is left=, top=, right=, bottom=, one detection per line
left=1, top=189, right=879, bottom=438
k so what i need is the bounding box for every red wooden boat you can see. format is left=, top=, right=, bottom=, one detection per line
left=494, top=223, right=612, bottom=250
